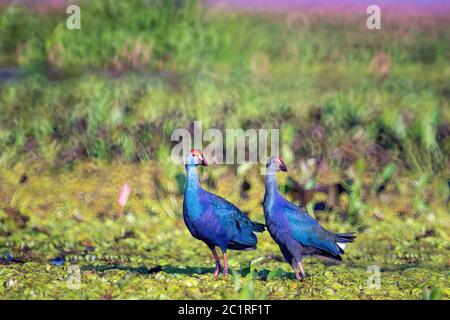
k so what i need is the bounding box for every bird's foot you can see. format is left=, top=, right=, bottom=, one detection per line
left=223, top=268, right=228, bottom=276
left=297, top=273, right=308, bottom=282
left=293, top=275, right=308, bottom=282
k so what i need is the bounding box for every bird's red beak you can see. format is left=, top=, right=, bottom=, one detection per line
left=191, top=149, right=208, bottom=166
left=200, top=153, right=208, bottom=166
left=278, top=157, right=287, bottom=172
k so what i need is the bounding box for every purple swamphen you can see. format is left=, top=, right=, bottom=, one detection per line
left=183, top=149, right=265, bottom=277
left=263, top=156, right=356, bottom=280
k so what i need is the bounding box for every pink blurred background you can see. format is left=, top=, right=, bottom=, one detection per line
left=1, top=0, right=450, bottom=16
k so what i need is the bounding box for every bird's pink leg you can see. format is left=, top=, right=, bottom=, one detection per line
left=298, top=261, right=306, bottom=279
left=222, top=253, right=228, bottom=276
left=209, top=246, right=221, bottom=278
left=291, top=261, right=301, bottom=280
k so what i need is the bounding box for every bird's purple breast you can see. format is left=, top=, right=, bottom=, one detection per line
left=184, top=194, right=229, bottom=247
left=266, top=205, right=291, bottom=245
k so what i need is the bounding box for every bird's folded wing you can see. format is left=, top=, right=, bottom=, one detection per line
left=284, top=206, right=341, bottom=256
left=206, top=191, right=247, bottom=218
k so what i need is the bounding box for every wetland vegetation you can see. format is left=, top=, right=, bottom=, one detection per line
left=0, top=0, right=449, bottom=299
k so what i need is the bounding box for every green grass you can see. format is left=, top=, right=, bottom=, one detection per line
left=0, top=163, right=449, bottom=299
left=0, top=0, right=449, bottom=299
left=0, top=1, right=449, bottom=172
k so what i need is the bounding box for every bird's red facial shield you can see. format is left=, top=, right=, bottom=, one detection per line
left=278, top=157, right=287, bottom=172
left=191, top=149, right=208, bottom=166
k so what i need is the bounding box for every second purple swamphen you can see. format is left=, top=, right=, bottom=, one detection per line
left=263, top=157, right=356, bottom=280
left=183, top=149, right=265, bottom=277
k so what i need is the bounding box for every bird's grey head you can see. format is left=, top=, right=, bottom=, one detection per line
left=265, top=156, right=287, bottom=174
left=186, top=149, right=208, bottom=167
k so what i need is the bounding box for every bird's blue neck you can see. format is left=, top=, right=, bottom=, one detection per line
left=184, top=164, right=202, bottom=220
left=264, top=171, right=279, bottom=210
left=185, top=164, right=201, bottom=190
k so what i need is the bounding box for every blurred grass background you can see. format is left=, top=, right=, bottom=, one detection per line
left=0, top=0, right=448, bottom=173
left=0, top=0, right=449, bottom=299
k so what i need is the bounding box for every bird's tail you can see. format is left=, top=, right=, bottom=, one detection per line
left=252, top=221, right=266, bottom=233
left=335, top=232, right=356, bottom=253
left=335, top=232, right=356, bottom=243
